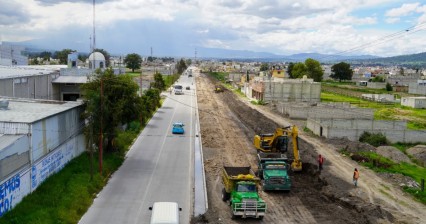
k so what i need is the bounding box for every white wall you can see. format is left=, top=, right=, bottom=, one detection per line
left=0, top=134, right=85, bottom=217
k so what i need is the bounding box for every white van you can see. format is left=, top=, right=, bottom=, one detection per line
left=149, top=202, right=181, bottom=224
left=174, top=85, right=183, bottom=95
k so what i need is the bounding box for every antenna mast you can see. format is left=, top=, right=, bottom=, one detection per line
left=92, top=0, right=96, bottom=53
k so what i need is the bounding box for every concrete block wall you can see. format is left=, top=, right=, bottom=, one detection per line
left=264, top=81, right=321, bottom=103
left=409, top=83, right=426, bottom=95
left=307, top=118, right=425, bottom=143
left=367, top=82, right=386, bottom=89
left=284, top=106, right=373, bottom=120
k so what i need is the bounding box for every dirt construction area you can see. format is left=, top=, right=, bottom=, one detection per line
left=192, top=72, right=426, bottom=224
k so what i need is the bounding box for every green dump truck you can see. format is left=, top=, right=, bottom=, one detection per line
left=221, top=166, right=266, bottom=219
left=257, top=152, right=291, bottom=191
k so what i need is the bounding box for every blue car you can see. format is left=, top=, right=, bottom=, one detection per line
left=172, top=123, right=185, bottom=134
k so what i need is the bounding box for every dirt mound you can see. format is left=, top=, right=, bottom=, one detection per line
left=377, top=173, right=420, bottom=188
left=376, top=146, right=412, bottom=164
left=325, top=138, right=377, bottom=153
left=406, top=145, right=426, bottom=166
left=196, top=73, right=400, bottom=224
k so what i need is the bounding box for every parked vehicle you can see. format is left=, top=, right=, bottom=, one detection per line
left=172, top=123, right=184, bottom=134
left=221, top=166, right=266, bottom=219
left=149, top=202, right=181, bottom=224
left=257, top=152, right=291, bottom=191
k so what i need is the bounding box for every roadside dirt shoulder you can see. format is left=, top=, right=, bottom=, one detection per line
left=193, top=73, right=424, bottom=224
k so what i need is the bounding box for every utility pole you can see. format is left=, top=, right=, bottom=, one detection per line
left=99, top=77, right=103, bottom=175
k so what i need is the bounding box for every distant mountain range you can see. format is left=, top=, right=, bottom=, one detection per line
left=349, top=52, right=426, bottom=68
left=4, top=40, right=426, bottom=67
left=197, top=47, right=379, bottom=62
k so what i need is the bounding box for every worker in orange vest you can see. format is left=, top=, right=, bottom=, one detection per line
left=318, top=154, right=324, bottom=171
left=353, top=168, right=360, bottom=187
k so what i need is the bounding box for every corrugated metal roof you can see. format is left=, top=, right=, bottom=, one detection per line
left=0, top=134, right=25, bottom=149
left=0, top=98, right=83, bottom=123
left=0, top=65, right=63, bottom=79
left=52, top=75, right=88, bottom=84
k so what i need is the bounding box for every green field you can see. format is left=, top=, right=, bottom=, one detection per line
left=321, top=92, right=426, bottom=130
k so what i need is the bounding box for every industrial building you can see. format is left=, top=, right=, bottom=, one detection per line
left=0, top=44, right=28, bottom=66
left=0, top=98, right=85, bottom=216
left=0, top=65, right=62, bottom=100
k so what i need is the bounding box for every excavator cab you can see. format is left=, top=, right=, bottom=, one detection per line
left=275, top=136, right=288, bottom=153
left=254, top=126, right=302, bottom=172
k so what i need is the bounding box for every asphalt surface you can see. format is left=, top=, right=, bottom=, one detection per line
left=79, top=74, right=196, bottom=224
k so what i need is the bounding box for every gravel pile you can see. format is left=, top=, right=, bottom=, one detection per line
left=377, top=173, right=420, bottom=188
left=406, top=145, right=426, bottom=167
left=376, top=146, right=412, bottom=164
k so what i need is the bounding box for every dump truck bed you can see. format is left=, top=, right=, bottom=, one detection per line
left=257, top=152, right=288, bottom=161
left=222, top=166, right=259, bottom=193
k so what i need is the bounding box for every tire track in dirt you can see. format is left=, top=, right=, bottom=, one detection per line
left=195, top=73, right=319, bottom=223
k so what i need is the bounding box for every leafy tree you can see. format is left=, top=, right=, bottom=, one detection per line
left=185, top=59, right=192, bottom=66
left=124, top=53, right=142, bottom=72
left=260, top=63, right=269, bottom=71
left=371, top=76, right=385, bottom=82
left=81, top=68, right=142, bottom=152
left=94, top=48, right=111, bottom=67
left=78, top=53, right=89, bottom=62
left=287, top=62, right=295, bottom=78
left=292, top=62, right=307, bottom=78
left=30, top=58, right=39, bottom=65
left=386, top=83, right=393, bottom=91
left=331, top=62, right=353, bottom=82
left=54, top=49, right=75, bottom=64
left=176, top=58, right=187, bottom=74
left=305, top=58, right=323, bottom=82
left=40, top=51, right=52, bottom=61
left=152, top=73, right=166, bottom=90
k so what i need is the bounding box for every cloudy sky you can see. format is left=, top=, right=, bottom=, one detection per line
left=1, top=0, right=426, bottom=57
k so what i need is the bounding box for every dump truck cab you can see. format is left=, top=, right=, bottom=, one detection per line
left=261, top=161, right=291, bottom=191
left=221, top=167, right=266, bottom=219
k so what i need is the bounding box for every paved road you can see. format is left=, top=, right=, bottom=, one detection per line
left=80, top=73, right=196, bottom=224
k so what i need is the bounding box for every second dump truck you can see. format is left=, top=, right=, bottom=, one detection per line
left=221, top=166, right=266, bottom=219
left=257, top=152, right=291, bottom=191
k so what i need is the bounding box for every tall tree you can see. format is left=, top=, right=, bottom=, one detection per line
left=81, top=68, right=142, bottom=152
left=40, top=51, right=52, bottom=61
left=176, top=58, right=187, bottom=74
left=260, top=63, right=269, bottom=71
left=292, top=62, right=307, bottom=78
left=331, top=62, right=353, bottom=82
left=94, top=48, right=111, bottom=67
left=287, top=62, right=295, bottom=78
left=124, top=53, right=142, bottom=72
left=305, top=58, right=323, bottom=82
left=152, top=72, right=166, bottom=90
left=54, top=49, right=75, bottom=64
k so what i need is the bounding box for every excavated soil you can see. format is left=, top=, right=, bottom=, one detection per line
left=191, top=73, right=418, bottom=224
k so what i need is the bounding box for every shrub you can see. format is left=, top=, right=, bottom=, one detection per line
left=359, top=131, right=388, bottom=147
left=386, top=83, right=393, bottom=91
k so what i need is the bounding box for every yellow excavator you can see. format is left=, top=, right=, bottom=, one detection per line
left=253, top=126, right=302, bottom=172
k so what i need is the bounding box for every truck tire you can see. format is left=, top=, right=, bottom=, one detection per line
left=259, top=216, right=264, bottom=220
left=221, top=188, right=230, bottom=201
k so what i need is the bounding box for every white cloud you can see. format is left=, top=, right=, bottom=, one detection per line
left=386, top=17, right=400, bottom=23
left=1, top=0, right=425, bottom=56
left=385, top=3, right=420, bottom=17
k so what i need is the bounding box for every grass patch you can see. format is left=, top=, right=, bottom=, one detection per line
left=321, top=91, right=426, bottom=130
left=208, top=72, right=228, bottom=82
left=403, top=187, right=426, bottom=204
left=163, top=74, right=180, bottom=87
left=347, top=150, right=426, bottom=204
left=0, top=152, right=124, bottom=224
left=126, top=72, right=141, bottom=77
